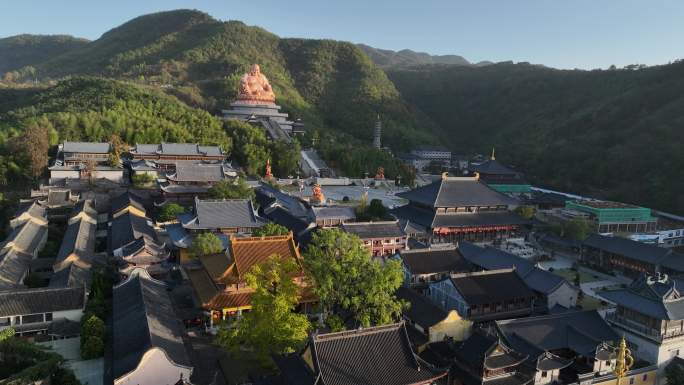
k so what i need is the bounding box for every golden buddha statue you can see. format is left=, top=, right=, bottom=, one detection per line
left=236, top=64, right=276, bottom=104
left=375, top=166, right=385, bottom=180
left=311, top=184, right=326, bottom=204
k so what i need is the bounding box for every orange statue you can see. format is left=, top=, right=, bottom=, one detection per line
left=236, top=64, right=276, bottom=104
left=311, top=184, right=326, bottom=204
left=265, top=159, right=273, bottom=179
left=374, top=166, right=385, bottom=180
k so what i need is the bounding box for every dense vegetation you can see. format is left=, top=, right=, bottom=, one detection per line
left=389, top=62, right=684, bottom=214
left=0, top=34, right=88, bottom=75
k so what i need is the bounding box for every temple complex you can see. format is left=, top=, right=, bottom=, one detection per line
left=392, top=174, right=528, bottom=243
left=183, top=234, right=316, bottom=323
left=222, top=64, right=304, bottom=141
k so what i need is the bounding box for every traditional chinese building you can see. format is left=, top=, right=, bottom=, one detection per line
left=496, top=310, right=622, bottom=385
left=581, top=234, right=684, bottom=278
left=179, top=197, right=265, bottom=234
left=128, top=143, right=225, bottom=170
left=0, top=201, right=48, bottom=289
left=304, top=322, right=448, bottom=385
left=183, top=233, right=315, bottom=322
left=222, top=64, right=304, bottom=141
left=399, top=246, right=474, bottom=290
left=459, top=242, right=579, bottom=310
left=450, top=330, right=532, bottom=385
left=113, top=268, right=193, bottom=385
left=469, top=150, right=531, bottom=195
left=49, top=141, right=124, bottom=183
left=0, top=286, right=85, bottom=339
left=601, top=274, right=684, bottom=376
left=50, top=199, right=104, bottom=290
left=428, top=269, right=536, bottom=322
left=341, top=220, right=407, bottom=256
left=158, top=163, right=236, bottom=203
left=108, top=192, right=168, bottom=277
left=392, top=174, right=526, bottom=243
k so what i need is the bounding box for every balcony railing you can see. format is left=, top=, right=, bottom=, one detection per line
left=605, top=313, right=684, bottom=341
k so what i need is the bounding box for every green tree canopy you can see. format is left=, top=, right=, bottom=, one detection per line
left=190, top=232, right=224, bottom=257
left=216, top=255, right=310, bottom=364
left=157, top=203, right=185, bottom=222
left=252, top=223, right=290, bottom=237
left=303, top=228, right=405, bottom=327
left=208, top=178, right=255, bottom=200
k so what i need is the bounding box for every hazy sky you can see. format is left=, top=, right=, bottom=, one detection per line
left=2, top=0, right=682, bottom=69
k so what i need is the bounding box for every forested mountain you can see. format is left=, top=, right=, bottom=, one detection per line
left=388, top=62, right=684, bottom=214
left=357, top=44, right=477, bottom=67
left=1, top=9, right=683, bottom=214
left=1, top=9, right=435, bottom=151
left=0, top=34, right=89, bottom=75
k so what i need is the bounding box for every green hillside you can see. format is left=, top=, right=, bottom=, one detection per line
left=388, top=62, right=684, bottom=214
left=0, top=34, right=89, bottom=76
left=9, top=9, right=434, bottom=150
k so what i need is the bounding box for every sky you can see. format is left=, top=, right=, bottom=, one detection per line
left=1, top=0, right=682, bottom=70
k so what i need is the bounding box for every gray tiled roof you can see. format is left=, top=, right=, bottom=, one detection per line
left=0, top=249, right=32, bottom=288
left=400, top=247, right=472, bottom=275
left=63, top=141, right=110, bottom=154
left=0, top=286, right=85, bottom=317
left=56, top=217, right=96, bottom=265
left=469, top=159, right=519, bottom=176
left=311, top=206, right=356, bottom=220
left=450, top=269, right=534, bottom=306
left=583, top=234, right=682, bottom=267
left=341, top=221, right=405, bottom=239
left=49, top=263, right=93, bottom=289
left=397, top=286, right=448, bottom=328
left=2, top=219, right=47, bottom=256
left=13, top=201, right=47, bottom=223
left=109, top=212, right=157, bottom=252
left=47, top=189, right=71, bottom=206
left=459, top=242, right=569, bottom=295
left=110, top=192, right=146, bottom=216
left=182, top=197, right=263, bottom=230
left=311, top=322, right=446, bottom=385
left=113, top=269, right=191, bottom=379
left=171, top=164, right=225, bottom=182
left=397, top=177, right=517, bottom=208
left=496, top=310, right=618, bottom=358
left=599, top=275, right=684, bottom=320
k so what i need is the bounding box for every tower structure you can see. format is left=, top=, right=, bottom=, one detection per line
left=373, top=114, right=382, bottom=149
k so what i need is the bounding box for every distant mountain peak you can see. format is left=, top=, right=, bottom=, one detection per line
left=357, top=44, right=481, bottom=68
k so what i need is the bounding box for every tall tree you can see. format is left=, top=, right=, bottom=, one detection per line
left=217, top=255, right=310, bottom=364
left=23, top=119, right=51, bottom=178
left=303, top=228, right=405, bottom=327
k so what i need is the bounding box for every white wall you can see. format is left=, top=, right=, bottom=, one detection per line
left=546, top=282, right=579, bottom=309
left=115, top=347, right=192, bottom=385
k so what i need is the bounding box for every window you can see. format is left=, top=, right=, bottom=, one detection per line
left=0, top=317, right=9, bottom=326
left=45, top=313, right=52, bottom=322
left=642, top=374, right=648, bottom=381
left=541, top=371, right=548, bottom=378
left=629, top=378, right=634, bottom=385
left=22, top=314, right=44, bottom=324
